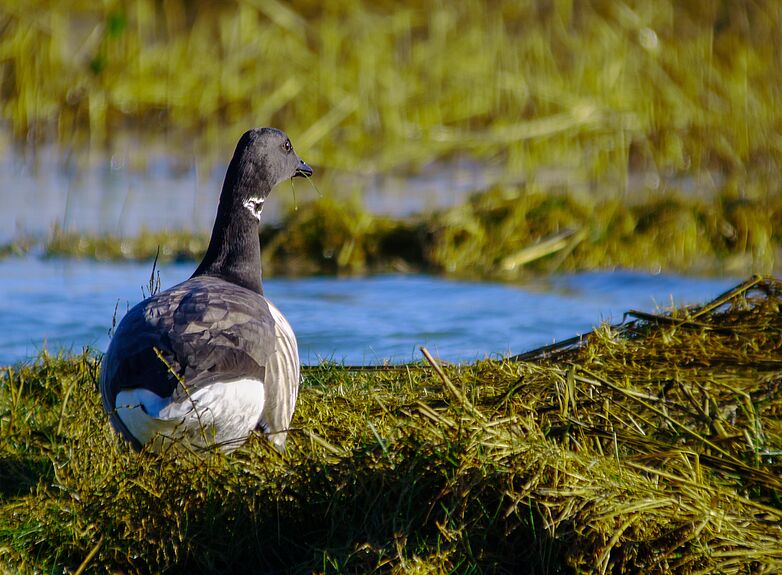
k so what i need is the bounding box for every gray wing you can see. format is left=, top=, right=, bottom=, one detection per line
left=100, top=275, right=299, bottom=445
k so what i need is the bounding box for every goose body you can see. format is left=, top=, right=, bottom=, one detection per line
left=99, top=128, right=312, bottom=453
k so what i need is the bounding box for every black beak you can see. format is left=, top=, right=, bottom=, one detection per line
left=294, top=159, right=313, bottom=178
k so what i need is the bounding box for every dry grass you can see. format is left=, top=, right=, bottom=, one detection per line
left=3, top=1, right=782, bottom=279
left=1, top=276, right=780, bottom=573
left=2, top=0, right=781, bottom=182
left=34, top=185, right=782, bottom=278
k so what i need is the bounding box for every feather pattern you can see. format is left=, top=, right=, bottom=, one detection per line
left=100, top=276, right=299, bottom=452
left=99, top=127, right=310, bottom=453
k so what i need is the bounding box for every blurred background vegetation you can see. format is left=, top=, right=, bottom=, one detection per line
left=1, top=0, right=780, bottom=275
left=3, top=5, right=782, bottom=571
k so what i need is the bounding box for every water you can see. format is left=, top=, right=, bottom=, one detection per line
left=0, top=257, right=738, bottom=366
left=0, top=145, right=739, bottom=366
left=0, top=145, right=716, bottom=245
left=0, top=146, right=503, bottom=243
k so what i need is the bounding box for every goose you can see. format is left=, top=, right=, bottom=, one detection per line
left=99, top=128, right=312, bottom=453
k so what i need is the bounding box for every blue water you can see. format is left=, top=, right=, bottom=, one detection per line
left=0, top=257, right=739, bottom=366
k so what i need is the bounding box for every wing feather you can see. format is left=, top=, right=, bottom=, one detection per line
left=100, top=275, right=300, bottom=448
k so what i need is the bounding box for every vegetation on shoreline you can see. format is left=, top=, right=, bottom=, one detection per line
left=28, top=185, right=781, bottom=278
left=0, top=277, right=780, bottom=573
left=4, top=1, right=781, bottom=280
left=3, top=3, right=781, bottom=570
left=2, top=1, right=782, bottom=183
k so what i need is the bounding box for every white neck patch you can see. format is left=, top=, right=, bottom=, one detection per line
left=243, top=196, right=265, bottom=221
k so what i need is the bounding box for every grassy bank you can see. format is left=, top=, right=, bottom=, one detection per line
left=34, top=185, right=782, bottom=277
left=1, top=276, right=780, bottom=573
left=2, top=0, right=782, bottom=183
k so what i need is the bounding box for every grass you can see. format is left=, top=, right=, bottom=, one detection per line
left=2, top=0, right=782, bottom=183
left=30, top=184, right=782, bottom=277
left=0, top=276, right=780, bottom=573
left=2, top=4, right=780, bottom=570
left=3, top=1, right=782, bottom=278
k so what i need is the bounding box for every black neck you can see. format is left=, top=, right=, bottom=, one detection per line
left=191, top=159, right=269, bottom=294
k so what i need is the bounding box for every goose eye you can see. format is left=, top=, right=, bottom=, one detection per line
left=283, top=140, right=292, bottom=153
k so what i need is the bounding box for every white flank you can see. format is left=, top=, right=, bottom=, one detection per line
left=242, top=196, right=265, bottom=221
left=267, top=301, right=300, bottom=417
left=115, top=378, right=265, bottom=453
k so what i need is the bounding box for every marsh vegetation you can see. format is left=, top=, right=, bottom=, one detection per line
left=4, top=1, right=782, bottom=178
left=1, top=1, right=781, bottom=572
left=35, top=186, right=780, bottom=278
left=1, top=277, right=780, bottom=573
left=2, top=1, right=781, bottom=275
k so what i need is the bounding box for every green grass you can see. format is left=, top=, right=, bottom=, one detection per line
left=1, top=277, right=780, bottom=573
left=32, top=184, right=782, bottom=277
left=2, top=0, right=781, bottom=183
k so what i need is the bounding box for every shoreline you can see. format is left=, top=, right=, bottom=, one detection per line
left=1, top=276, right=779, bottom=572
left=2, top=186, right=778, bottom=279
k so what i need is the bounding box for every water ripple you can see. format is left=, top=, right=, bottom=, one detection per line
left=0, top=258, right=738, bottom=365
